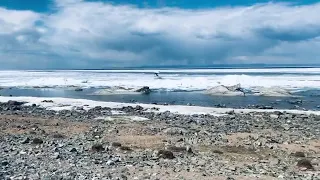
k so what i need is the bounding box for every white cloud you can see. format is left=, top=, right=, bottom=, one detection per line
left=0, top=1, right=320, bottom=69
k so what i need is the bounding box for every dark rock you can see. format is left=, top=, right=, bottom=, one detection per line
left=52, top=133, right=65, bottom=139
left=186, top=146, right=193, bottom=153
left=119, top=146, right=132, bottom=151
left=1, top=161, right=9, bottom=166
left=292, top=152, right=306, bottom=158
left=212, top=150, right=224, bottom=154
left=215, top=104, right=226, bottom=108
left=157, top=150, right=175, bottom=159
left=32, top=138, right=43, bottom=144
left=135, top=86, right=151, bottom=94
left=111, top=142, right=122, bottom=147
left=120, top=175, right=128, bottom=180
left=7, top=100, right=25, bottom=106
left=166, top=146, right=192, bottom=153
left=135, top=105, right=143, bottom=111
left=12, top=106, right=21, bottom=111
left=296, top=159, right=314, bottom=170
left=75, top=88, right=83, bottom=92
left=177, top=138, right=184, bottom=142
left=151, top=107, right=160, bottom=111
left=226, top=177, right=235, bottom=180
left=274, top=111, right=284, bottom=116
left=21, top=137, right=30, bottom=144
left=41, top=100, right=54, bottom=103
left=91, top=144, right=105, bottom=152
left=69, top=148, right=77, bottom=153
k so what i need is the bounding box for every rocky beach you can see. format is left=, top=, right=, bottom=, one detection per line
left=2, top=0, right=320, bottom=178
left=1, top=98, right=319, bottom=180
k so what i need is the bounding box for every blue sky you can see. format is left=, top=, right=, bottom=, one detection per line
left=0, top=0, right=320, bottom=69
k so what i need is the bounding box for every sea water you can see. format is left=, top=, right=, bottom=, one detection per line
left=0, top=68, right=320, bottom=109
left=0, top=68, right=320, bottom=90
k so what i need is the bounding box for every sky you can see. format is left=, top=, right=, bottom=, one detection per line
left=0, top=0, right=320, bottom=69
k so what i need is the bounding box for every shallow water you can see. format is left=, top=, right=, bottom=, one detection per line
left=1, top=68, right=320, bottom=110
left=1, top=88, right=320, bottom=110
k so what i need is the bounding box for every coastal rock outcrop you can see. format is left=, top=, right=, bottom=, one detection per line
left=205, top=84, right=245, bottom=96
left=205, top=84, right=293, bottom=97
left=92, top=86, right=152, bottom=95
left=251, top=86, right=292, bottom=97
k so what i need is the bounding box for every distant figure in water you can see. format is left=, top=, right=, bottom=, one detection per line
left=154, top=71, right=162, bottom=79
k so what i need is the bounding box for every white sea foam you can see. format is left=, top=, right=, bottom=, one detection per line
left=62, top=68, right=320, bottom=73
left=0, top=96, right=320, bottom=116
left=0, top=69, right=320, bottom=91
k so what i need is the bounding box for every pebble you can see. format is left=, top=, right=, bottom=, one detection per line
left=69, top=148, right=77, bottom=153
left=106, top=160, right=115, bottom=166
left=0, top=101, right=319, bottom=179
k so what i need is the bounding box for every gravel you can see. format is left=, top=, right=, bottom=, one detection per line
left=0, top=100, right=319, bottom=179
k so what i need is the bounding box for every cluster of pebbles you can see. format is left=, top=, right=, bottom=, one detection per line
left=0, top=100, right=319, bottom=179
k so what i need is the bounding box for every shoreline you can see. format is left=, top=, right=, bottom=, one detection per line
left=1, top=96, right=320, bottom=116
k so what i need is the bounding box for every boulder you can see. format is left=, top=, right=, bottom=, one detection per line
left=134, top=86, right=151, bottom=94
left=205, top=84, right=245, bottom=96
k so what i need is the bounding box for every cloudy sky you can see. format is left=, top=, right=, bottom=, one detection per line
left=0, top=0, right=320, bottom=69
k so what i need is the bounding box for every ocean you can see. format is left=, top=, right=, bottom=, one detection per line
left=1, top=68, right=320, bottom=110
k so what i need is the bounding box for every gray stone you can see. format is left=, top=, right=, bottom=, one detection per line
left=106, top=160, right=115, bottom=166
